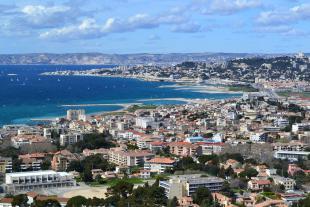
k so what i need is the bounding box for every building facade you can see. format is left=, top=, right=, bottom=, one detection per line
left=4, top=170, right=76, bottom=193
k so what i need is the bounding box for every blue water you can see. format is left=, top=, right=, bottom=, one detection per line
left=0, top=65, right=240, bottom=125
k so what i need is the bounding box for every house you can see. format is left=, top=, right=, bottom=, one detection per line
left=272, top=176, right=295, bottom=191
left=280, top=193, right=306, bottom=206
left=0, top=198, right=13, bottom=207
left=212, top=192, right=235, bottom=207
left=51, top=150, right=79, bottom=171
left=139, top=169, right=151, bottom=179
left=248, top=179, right=271, bottom=191
left=236, top=192, right=257, bottom=207
left=178, top=196, right=199, bottom=207
left=149, top=141, right=165, bottom=152
left=222, top=159, right=240, bottom=169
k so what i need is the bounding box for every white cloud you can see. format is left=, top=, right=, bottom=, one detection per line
left=40, top=13, right=188, bottom=40
left=194, top=0, right=262, bottom=15
left=171, top=22, right=201, bottom=33
left=256, top=3, right=310, bottom=25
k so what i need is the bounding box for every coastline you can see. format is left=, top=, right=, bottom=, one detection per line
left=41, top=73, right=244, bottom=95
left=12, top=97, right=235, bottom=125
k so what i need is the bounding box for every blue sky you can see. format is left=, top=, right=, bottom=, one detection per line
left=0, top=0, right=309, bottom=54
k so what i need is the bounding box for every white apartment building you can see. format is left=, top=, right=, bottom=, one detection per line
left=274, top=150, right=310, bottom=161
left=108, top=150, right=155, bottom=167
left=292, top=123, right=310, bottom=133
left=250, top=132, right=267, bottom=143
left=17, top=127, right=42, bottom=136
left=66, top=109, right=86, bottom=121
left=159, top=174, right=224, bottom=199
left=4, top=170, right=76, bottom=193
left=272, top=142, right=307, bottom=151
left=59, top=133, right=83, bottom=146
left=135, top=117, right=158, bottom=129
left=274, top=118, right=289, bottom=128
left=43, top=128, right=52, bottom=139
left=200, top=143, right=224, bottom=155
left=144, top=157, right=175, bottom=174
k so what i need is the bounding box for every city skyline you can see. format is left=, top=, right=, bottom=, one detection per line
left=1, top=0, right=310, bottom=54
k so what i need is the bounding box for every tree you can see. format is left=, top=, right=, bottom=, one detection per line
left=82, top=166, right=93, bottom=182
left=86, top=197, right=105, bottom=206
left=296, top=193, right=310, bottom=207
left=167, top=196, right=179, bottom=207
left=41, top=159, right=51, bottom=170
left=70, top=133, right=116, bottom=153
left=148, top=185, right=167, bottom=206
left=34, top=199, right=61, bottom=207
left=12, top=194, right=28, bottom=207
left=67, top=196, right=88, bottom=207
left=192, top=187, right=213, bottom=206
left=239, top=167, right=258, bottom=179
left=12, top=159, right=22, bottom=172
left=106, top=180, right=134, bottom=199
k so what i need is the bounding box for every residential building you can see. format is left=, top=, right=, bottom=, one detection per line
left=212, top=193, right=235, bottom=207
left=59, top=132, right=83, bottom=146
left=178, top=197, right=199, bottom=207
left=66, top=109, right=86, bottom=121
left=0, top=198, right=13, bottom=207
left=184, top=136, right=205, bottom=143
left=10, top=135, right=48, bottom=148
left=51, top=150, right=79, bottom=171
left=108, top=150, right=155, bottom=167
left=168, top=142, right=199, bottom=157
left=272, top=176, right=296, bottom=191
left=272, top=142, right=307, bottom=151
left=199, top=143, right=224, bottom=155
left=4, top=170, right=76, bottom=193
left=248, top=179, right=271, bottom=191
left=20, top=158, right=42, bottom=171
left=0, top=157, right=12, bottom=174
left=159, top=174, right=224, bottom=199
left=292, top=123, right=310, bottom=133
left=274, top=150, right=310, bottom=161
left=144, top=157, right=175, bottom=174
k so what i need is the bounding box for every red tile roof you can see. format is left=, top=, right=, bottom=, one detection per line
left=147, top=157, right=175, bottom=164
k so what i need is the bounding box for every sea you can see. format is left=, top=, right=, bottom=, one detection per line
left=0, top=65, right=240, bottom=126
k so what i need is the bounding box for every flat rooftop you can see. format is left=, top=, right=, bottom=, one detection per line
left=6, top=170, right=70, bottom=177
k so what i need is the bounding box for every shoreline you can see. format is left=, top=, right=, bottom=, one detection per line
left=41, top=73, right=244, bottom=95
left=8, top=96, right=237, bottom=126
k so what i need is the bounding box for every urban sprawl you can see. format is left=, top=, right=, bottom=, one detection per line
left=0, top=53, right=310, bottom=207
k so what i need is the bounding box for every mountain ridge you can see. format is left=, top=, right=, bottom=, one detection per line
left=0, top=52, right=293, bottom=65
